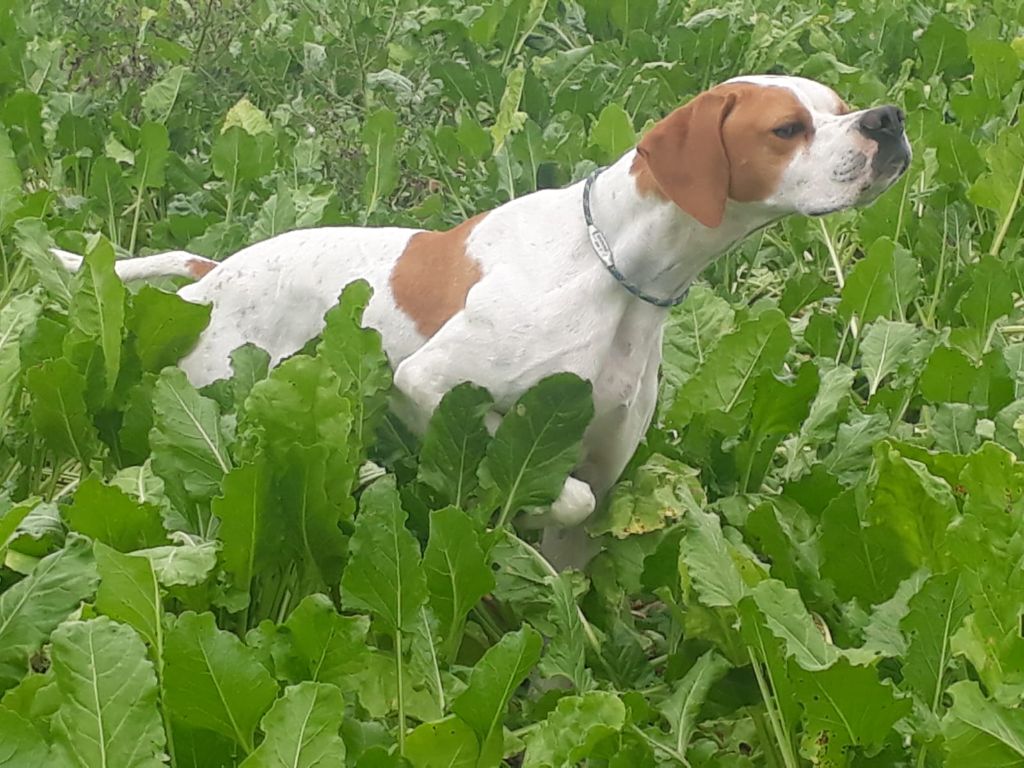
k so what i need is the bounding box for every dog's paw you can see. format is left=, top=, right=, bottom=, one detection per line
left=548, top=476, right=596, bottom=528
left=514, top=477, right=595, bottom=530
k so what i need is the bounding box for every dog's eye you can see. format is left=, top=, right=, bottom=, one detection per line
left=772, top=122, right=805, bottom=139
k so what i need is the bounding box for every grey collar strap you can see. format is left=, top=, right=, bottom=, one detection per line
left=582, top=166, right=689, bottom=308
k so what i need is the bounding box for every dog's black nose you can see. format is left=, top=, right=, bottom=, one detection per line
left=858, top=105, right=905, bottom=141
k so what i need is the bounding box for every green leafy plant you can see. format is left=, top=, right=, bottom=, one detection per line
left=0, top=0, right=1023, bottom=766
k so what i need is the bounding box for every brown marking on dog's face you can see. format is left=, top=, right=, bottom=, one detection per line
left=390, top=214, right=486, bottom=337
left=719, top=83, right=814, bottom=203
left=633, top=83, right=813, bottom=226
left=187, top=258, right=217, bottom=278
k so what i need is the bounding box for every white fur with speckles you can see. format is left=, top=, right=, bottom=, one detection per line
left=56, top=76, right=909, bottom=569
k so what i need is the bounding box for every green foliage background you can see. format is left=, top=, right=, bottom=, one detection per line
left=0, top=0, right=1023, bottom=766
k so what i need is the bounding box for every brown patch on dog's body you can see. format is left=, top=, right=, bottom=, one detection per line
left=632, top=83, right=812, bottom=226
left=187, top=258, right=217, bottom=278
left=391, top=213, right=486, bottom=337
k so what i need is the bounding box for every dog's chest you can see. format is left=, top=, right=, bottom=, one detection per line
left=589, top=300, right=666, bottom=412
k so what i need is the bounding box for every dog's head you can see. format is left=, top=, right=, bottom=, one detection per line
left=633, top=75, right=911, bottom=228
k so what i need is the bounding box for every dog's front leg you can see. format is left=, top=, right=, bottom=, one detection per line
left=393, top=344, right=598, bottom=531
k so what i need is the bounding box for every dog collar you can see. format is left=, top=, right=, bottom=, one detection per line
left=582, top=166, right=689, bottom=308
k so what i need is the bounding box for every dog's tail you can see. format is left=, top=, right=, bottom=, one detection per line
left=52, top=248, right=218, bottom=281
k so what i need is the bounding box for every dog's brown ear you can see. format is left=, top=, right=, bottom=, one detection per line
left=636, top=91, right=737, bottom=228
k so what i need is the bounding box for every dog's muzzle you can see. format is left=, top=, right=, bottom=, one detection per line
left=859, top=105, right=911, bottom=177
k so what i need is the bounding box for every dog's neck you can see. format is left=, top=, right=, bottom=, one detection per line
left=584, top=152, right=780, bottom=303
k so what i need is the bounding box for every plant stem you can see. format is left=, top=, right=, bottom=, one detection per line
left=990, top=161, right=1024, bottom=257
left=395, top=627, right=406, bottom=756
left=748, top=649, right=798, bottom=768
left=819, top=219, right=858, bottom=338
left=627, top=724, right=692, bottom=767
left=128, top=185, right=145, bottom=255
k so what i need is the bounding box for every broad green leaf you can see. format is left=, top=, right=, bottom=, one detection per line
left=0, top=535, right=98, bottom=691
left=134, top=540, right=219, bottom=587
left=522, top=691, right=626, bottom=768
left=537, top=572, right=591, bottom=691
left=172, top=725, right=239, bottom=768
left=275, top=445, right=349, bottom=589
left=252, top=187, right=296, bottom=243
left=64, top=476, right=166, bottom=552
left=25, top=358, right=98, bottom=465
left=823, top=410, right=890, bottom=484
left=968, top=117, right=1024, bottom=257
left=0, top=669, right=61, bottom=750
left=735, top=364, right=818, bottom=490
left=164, top=611, right=277, bottom=752
left=865, top=444, right=956, bottom=571
left=212, top=126, right=275, bottom=186
left=899, top=572, right=970, bottom=713
left=283, top=594, right=371, bottom=687
left=5, top=500, right=64, bottom=557
left=405, top=716, right=479, bottom=768
left=360, top=109, right=400, bottom=216
left=214, top=458, right=272, bottom=598
left=491, top=66, right=526, bottom=154
left=341, top=476, right=427, bottom=634
left=14, top=220, right=72, bottom=305
left=478, top=373, right=593, bottom=524
left=222, top=344, right=271, bottom=411
left=0, top=125, right=22, bottom=198
left=242, top=356, right=352, bottom=460
left=790, top=658, right=911, bottom=764
left=957, top=255, right=1015, bottom=352
left=222, top=97, right=273, bottom=136
left=133, top=122, right=169, bottom=189
left=820, top=489, right=912, bottom=606
left=837, top=242, right=896, bottom=324
left=418, top=383, right=494, bottom=507
left=150, top=367, right=232, bottom=501
left=943, top=681, right=1024, bottom=766
left=751, top=579, right=838, bottom=670
left=658, top=650, right=730, bottom=756
left=88, top=157, right=131, bottom=221
left=141, top=64, right=190, bottom=122
left=451, top=626, right=542, bottom=763
left=678, top=507, right=751, bottom=609
left=422, top=506, right=494, bottom=661
left=0, top=498, right=36, bottom=551
left=590, top=103, right=635, bottom=161
left=795, top=363, right=854, bottom=446
left=240, top=682, right=346, bottom=768
left=660, top=285, right=735, bottom=405
left=128, top=286, right=211, bottom=373
left=859, top=571, right=928, bottom=659
left=0, top=91, right=44, bottom=165
left=0, top=709, right=48, bottom=766
left=63, top=236, right=125, bottom=397
left=860, top=319, right=921, bottom=397
left=920, top=345, right=978, bottom=404
left=94, top=543, right=162, bottom=651
left=316, top=280, right=392, bottom=456
left=589, top=454, right=704, bottom=538
left=779, top=270, right=832, bottom=315
left=0, top=294, right=40, bottom=416
left=667, top=308, right=792, bottom=428
left=51, top=617, right=165, bottom=768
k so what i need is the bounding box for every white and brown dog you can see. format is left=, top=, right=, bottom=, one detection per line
left=58, top=75, right=910, bottom=564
